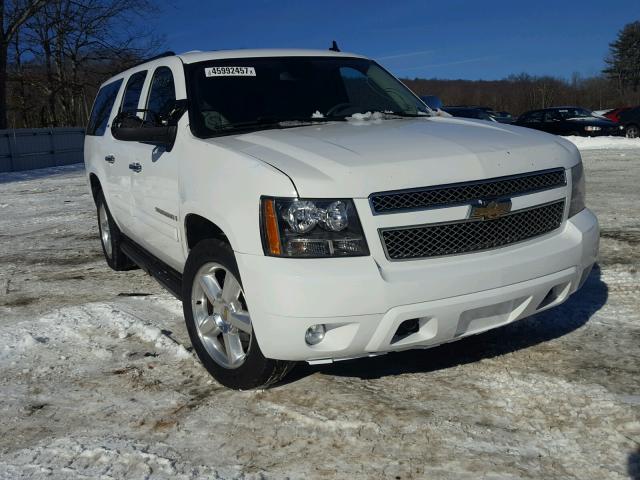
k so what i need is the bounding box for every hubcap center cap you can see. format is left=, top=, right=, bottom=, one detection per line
left=212, top=299, right=234, bottom=333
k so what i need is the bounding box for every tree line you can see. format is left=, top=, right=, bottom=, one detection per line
left=0, top=5, right=638, bottom=128
left=405, top=21, right=640, bottom=115
left=403, top=72, right=637, bottom=115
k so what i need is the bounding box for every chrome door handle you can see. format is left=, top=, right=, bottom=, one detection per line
left=128, top=162, right=142, bottom=173
left=104, top=155, right=115, bottom=164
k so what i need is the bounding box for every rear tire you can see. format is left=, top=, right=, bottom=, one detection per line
left=626, top=124, right=639, bottom=139
left=96, top=191, right=135, bottom=271
left=182, top=239, right=294, bottom=390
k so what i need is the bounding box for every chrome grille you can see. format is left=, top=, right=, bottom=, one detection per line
left=370, top=169, right=566, bottom=214
left=380, top=201, right=565, bottom=260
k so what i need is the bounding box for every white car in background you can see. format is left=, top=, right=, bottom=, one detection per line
left=84, top=49, right=599, bottom=389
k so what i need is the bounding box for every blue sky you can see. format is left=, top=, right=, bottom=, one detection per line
left=154, top=0, right=637, bottom=80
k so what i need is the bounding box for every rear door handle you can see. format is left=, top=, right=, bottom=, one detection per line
left=128, top=162, right=142, bottom=173
left=104, top=155, right=115, bottom=164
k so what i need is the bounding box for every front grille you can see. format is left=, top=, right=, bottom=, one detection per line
left=380, top=200, right=565, bottom=260
left=370, top=169, right=566, bottom=214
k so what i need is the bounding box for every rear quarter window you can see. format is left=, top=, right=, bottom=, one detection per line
left=87, top=79, right=123, bottom=136
left=120, top=71, right=147, bottom=113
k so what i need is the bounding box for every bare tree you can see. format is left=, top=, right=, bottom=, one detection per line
left=0, top=0, right=48, bottom=129
left=10, top=0, right=162, bottom=127
left=403, top=72, right=630, bottom=116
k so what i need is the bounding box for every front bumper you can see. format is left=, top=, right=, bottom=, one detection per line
left=236, top=208, right=599, bottom=362
left=585, top=127, right=625, bottom=137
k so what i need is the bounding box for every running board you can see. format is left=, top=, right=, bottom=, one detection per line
left=120, top=237, right=183, bottom=300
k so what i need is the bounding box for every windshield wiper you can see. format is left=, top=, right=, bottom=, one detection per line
left=387, top=111, right=430, bottom=118
left=211, top=115, right=346, bottom=135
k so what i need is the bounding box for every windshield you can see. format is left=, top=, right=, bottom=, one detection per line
left=556, top=108, right=593, bottom=119
left=186, top=56, right=430, bottom=137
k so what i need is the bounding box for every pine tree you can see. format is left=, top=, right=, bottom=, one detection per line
left=604, top=21, right=640, bottom=94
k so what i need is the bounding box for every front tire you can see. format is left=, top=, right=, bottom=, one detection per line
left=182, top=239, right=294, bottom=389
left=626, top=124, right=639, bottom=139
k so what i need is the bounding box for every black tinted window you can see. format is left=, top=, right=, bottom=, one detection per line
left=544, top=111, right=562, bottom=122
left=121, top=71, right=147, bottom=113
left=146, top=67, right=176, bottom=121
left=522, top=111, right=543, bottom=123
left=87, top=79, right=122, bottom=136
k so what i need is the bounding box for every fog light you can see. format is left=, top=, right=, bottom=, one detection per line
left=305, top=324, right=326, bottom=345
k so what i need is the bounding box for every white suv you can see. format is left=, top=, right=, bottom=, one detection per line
left=85, top=49, right=599, bottom=389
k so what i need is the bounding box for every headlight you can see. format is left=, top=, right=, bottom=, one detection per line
left=584, top=126, right=601, bottom=132
left=261, top=197, right=369, bottom=257
left=569, top=162, right=586, bottom=217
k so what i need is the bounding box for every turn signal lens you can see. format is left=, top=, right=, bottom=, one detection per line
left=262, top=198, right=282, bottom=256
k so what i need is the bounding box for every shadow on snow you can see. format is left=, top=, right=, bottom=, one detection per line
left=0, top=163, right=84, bottom=184
left=630, top=448, right=640, bottom=480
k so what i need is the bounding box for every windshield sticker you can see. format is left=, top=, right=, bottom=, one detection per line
left=205, top=66, right=256, bottom=77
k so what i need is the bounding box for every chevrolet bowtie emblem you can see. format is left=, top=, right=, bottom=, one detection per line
left=469, top=198, right=512, bottom=220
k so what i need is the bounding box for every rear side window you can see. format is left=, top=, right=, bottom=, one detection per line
left=120, top=71, right=147, bottom=113
left=87, top=79, right=123, bottom=136
left=523, top=111, right=543, bottom=123
left=544, top=111, right=562, bottom=122
left=146, top=67, right=176, bottom=121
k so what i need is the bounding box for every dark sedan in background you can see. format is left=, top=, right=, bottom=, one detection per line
left=515, top=107, right=625, bottom=137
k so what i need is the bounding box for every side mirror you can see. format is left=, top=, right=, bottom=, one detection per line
left=112, top=122, right=176, bottom=147
left=111, top=102, right=187, bottom=150
left=420, top=95, right=443, bottom=111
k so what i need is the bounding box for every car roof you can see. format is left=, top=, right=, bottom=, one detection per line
left=99, top=49, right=369, bottom=89
left=546, top=106, right=587, bottom=111
left=521, top=107, right=586, bottom=114
left=176, top=48, right=367, bottom=64
left=444, top=106, right=482, bottom=111
left=445, top=105, right=488, bottom=110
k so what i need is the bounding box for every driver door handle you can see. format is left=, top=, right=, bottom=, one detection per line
left=128, top=162, right=142, bottom=173
left=104, top=155, right=115, bottom=164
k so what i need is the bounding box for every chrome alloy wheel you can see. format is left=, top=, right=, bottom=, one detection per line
left=191, top=263, right=252, bottom=369
left=98, top=203, right=112, bottom=259
left=627, top=125, right=639, bottom=139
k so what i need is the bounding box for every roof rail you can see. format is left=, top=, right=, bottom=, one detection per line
left=130, top=51, right=176, bottom=69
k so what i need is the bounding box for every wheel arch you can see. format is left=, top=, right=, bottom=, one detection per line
left=184, top=213, right=231, bottom=251
left=89, top=173, right=102, bottom=205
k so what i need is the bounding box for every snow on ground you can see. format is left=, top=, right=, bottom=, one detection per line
left=0, top=147, right=639, bottom=479
left=562, top=135, right=640, bottom=150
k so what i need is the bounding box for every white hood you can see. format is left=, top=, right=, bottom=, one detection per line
left=211, top=116, right=579, bottom=198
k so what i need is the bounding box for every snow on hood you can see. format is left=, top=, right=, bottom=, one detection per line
left=211, top=117, right=579, bottom=198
